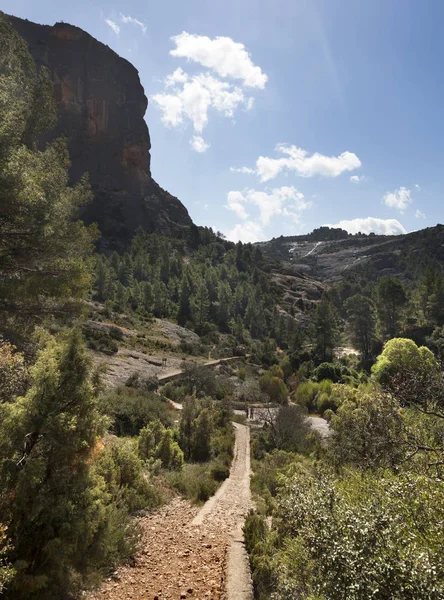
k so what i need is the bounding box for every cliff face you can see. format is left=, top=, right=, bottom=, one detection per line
left=10, top=15, right=192, bottom=246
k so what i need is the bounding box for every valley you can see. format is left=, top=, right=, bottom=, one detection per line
left=1, top=9, right=443, bottom=600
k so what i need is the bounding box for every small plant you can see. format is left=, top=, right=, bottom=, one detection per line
left=211, top=462, right=230, bottom=482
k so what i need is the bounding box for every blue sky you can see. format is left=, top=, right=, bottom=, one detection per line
left=3, top=0, right=444, bottom=241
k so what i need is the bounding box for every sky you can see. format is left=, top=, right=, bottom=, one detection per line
left=3, top=0, right=444, bottom=242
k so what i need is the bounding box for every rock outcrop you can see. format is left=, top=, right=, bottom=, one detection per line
left=10, top=15, right=192, bottom=246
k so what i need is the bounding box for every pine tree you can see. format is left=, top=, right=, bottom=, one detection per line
left=217, top=282, right=232, bottom=331
left=0, top=14, right=96, bottom=330
left=376, top=276, right=407, bottom=338
left=177, top=271, right=192, bottom=326
left=141, top=281, right=154, bottom=313
left=192, top=281, right=210, bottom=333
left=314, top=298, right=338, bottom=362
left=0, top=331, right=107, bottom=599
left=345, top=294, right=376, bottom=366
left=154, top=281, right=168, bottom=318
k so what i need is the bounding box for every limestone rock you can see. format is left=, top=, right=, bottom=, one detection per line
left=10, top=15, right=192, bottom=247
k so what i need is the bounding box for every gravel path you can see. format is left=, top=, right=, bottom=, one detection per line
left=88, top=424, right=253, bottom=600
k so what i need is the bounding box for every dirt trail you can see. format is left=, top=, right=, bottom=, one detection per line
left=88, top=424, right=253, bottom=600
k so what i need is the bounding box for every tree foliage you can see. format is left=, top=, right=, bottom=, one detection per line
left=0, top=13, right=96, bottom=333
left=344, top=294, right=376, bottom=365
left=372, top=337, right=437, bottom=384
left=376, top=276, right=407, bottom=338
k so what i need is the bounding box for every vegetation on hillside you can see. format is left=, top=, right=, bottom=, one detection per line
left=1, top=10, right=444, bottom=600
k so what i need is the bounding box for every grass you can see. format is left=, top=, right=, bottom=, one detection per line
left=165, top=459, right=230, bottom=504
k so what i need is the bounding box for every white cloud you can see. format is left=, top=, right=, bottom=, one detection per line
left=170, top=32, right=267, bottom=89
left=225, top=220, right=266, bottom=243
left=105, top=19, right=120, bottom=35
left=165, top=68, right=189, bottom=88
left=154, top=32, right=266, bottom=151
left=230, top=166, right=256, bottom=174
left=225, top=186, right=312, bottom=226
left=190, top=135, right=210, bottom=153
left=382, top=186, right=412, bottom=212
left=327, top=217, right=407, bottom=236
left=153, top=73, right=246, bottom=134
left=226, top=191, right=249, bottom=219
left=350, top=175, right=367, bottom=184
left=415, top=209, right=426, bottom=219
left=414, top=183, right=421, bottom=191
left=120, top=14, right=147, bottom=34
left=233, top=144, right=361, bottom=182
left=246, top=97, right=255, bottom=110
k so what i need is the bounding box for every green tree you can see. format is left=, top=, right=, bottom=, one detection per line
left=0, top=14, right=96, bottom=330
left=269, top=470, right=444, bottom=600
left=155, top=428, right=184, bottom=471
left=0, top=331, right=107, bottom=598
left=140, top=281, right=154, bottom=313
left=192, top=281, right=210, bottom=333
left=376, top=276, right=407, bottom=338
left=217, top=281, right=232, bottom=331
left=372, top=337, right=437, bottom=385
left=426, top=273, right=444, bottom=325
left=259, top=372, right=289, bottom=404
left=314, top=298, right=338, bottom=362
left=139, top=421, right=183, bottom=471
left=177, top=271, right=192, bottom=326
left=329, top=390, right=404, bottom=470
left=344, top=294, right=377, bottom=366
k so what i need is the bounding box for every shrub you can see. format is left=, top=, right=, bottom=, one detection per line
left=236, top=367, right=247, bottom=381
left=294, top=381, right=319, bottom=412
left=109, top=326, right=124, bottom=341
left=243, top=511, right=276, bottom=600
left=314, top=361, right=342, bottom=383
left=83, top=326, right=119, bottom=354
left=155, top=429, right=184, bottom=471
left=269, top=470, right=444, bottom=600
left=99, top=387, right=171, bottom=436
left=323, top=408, right=334, bottom=423
left=259, top=372, right=289, bottom=404
left=95, top=437, right=160, bottom=513
left=316, top=391, right=335, bottom=414
left=210, top=462, right=230, bottom=482
left=166, top=463, right=218, bottom=503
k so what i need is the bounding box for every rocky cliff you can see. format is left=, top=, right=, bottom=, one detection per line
left=10, top=15, right=192, bottom=246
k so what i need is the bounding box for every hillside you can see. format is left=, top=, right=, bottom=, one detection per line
left=1, top=9, right=444, bottom=600
left=258, top=225, right=444, bottom=311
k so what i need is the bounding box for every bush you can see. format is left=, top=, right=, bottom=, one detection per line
left=236, top=367, right=247, bottom=381
left=83, top=327, right=118, bottom=354
left=243, top=511, right=276, bottom=600
left=323, top=408, right=334, bottom=422
left=210, top=462, right=230, bottom=482
left=99, top=387, right=171, bottom=436
left=0, top=341, right=28, bottom=402
left=259, top=372, right=289, bottom=404
left=178, top=398, right=234, bottom=464
left=316, top=391, right=335, bottom=414
left=314, top=362, right=342, bottom=383
left=109, top=326, right=124, bottom=341
left=138, top=420, right=184, bottom=471
left=294, top=381, right=319, bottom=412
left=268, top=470, right=444, bottom=600
left=95, top=437, right=160, bottom=513
left=166, top=463, right=218, bottom=503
